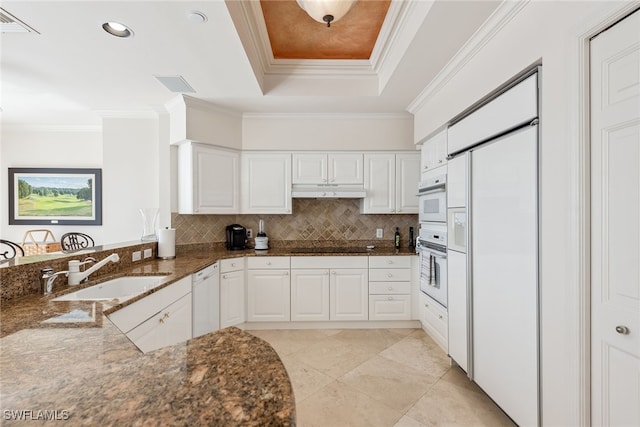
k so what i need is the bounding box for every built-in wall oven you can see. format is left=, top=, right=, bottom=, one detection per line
left=418, top=175, right=446, bottom=223
left=418, top=223, right=448, bottom=308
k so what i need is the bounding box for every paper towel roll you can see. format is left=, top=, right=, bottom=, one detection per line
left=157, top=228, right=176, bottom=259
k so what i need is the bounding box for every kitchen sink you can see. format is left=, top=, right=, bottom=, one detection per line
left=52, top=276, right=167, bottom=301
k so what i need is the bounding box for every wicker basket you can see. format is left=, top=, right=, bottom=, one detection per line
left=21, top=229, right=62, bottom=255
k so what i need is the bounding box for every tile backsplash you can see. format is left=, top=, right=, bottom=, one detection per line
left=173, top=199, right=418, bottom=247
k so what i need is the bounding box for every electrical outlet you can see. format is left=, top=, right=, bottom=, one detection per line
left=132, top=251, right=142, bottom=262
left=143, top=248, right=152, bottom=259
left=376, top=228, right=384, bottom=238
left=247, top=229, right=253, bottom=238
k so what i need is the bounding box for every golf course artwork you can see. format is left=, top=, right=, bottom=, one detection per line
left=8, top=168, right=102, bottom=225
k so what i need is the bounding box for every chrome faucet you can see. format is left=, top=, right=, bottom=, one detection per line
left=41, top=268, right=69, bottom=295
left=68, top=253, right=120, bottom=285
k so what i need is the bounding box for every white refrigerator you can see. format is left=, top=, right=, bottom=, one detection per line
left=447, top=71, right=539, bottom=427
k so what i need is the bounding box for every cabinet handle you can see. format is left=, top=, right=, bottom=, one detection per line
left=222, top=274, right=228, bottom=279
left=424, top=303, right=429, bottom=308
left=615, top=325, right=630, bottom=335
left=231, top=263, right=236, bottom=267
left=387, top=296, right=393, bottom=301
left=424, top=165, right=429, bottom=170
left=439, top=159, right=443, bottom=164
left=332, top=271, right=336, bottom=275
left=159, top=312, right=170, bottom=324
left=389, top=209, right=394, bottom=213
left=387, top=287, right=393, bottom=291
left=386, top=260, right=393, bottom=264
left=284, top=271, right=289, bottom=276
left=387, top=273, right=393, bottom=278
left=266, top=261, right=271, bottom=265
left=438, top=314, right=443, bottom=319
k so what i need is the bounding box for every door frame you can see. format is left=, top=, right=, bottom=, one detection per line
left=574, top=3, right=640, bottom=425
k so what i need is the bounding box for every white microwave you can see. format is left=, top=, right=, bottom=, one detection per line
left=418, top=175, right=446, bottom=223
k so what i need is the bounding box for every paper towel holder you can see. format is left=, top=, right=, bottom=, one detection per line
left=157, top=227, right=176, bottom=260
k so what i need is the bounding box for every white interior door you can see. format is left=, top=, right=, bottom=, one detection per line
left=591, top=9, right=640, bottom=427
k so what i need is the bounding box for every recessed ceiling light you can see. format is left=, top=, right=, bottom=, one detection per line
left=102, top=21, right=133, bottom=38
left=187, top=11, right=207, bottom=24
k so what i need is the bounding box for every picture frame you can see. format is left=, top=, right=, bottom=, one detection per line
left=8, top=168, right=102, bottom=225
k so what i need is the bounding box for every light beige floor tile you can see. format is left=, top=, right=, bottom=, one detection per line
left=438, top=366, right=485, bottom=395
left=332, top=328, right=409, bottom=353
left=379, top=334, right=451, bottom=378
left=406, top=380, right=516, bottom=427
left=277, top=354, right=334, bottom=402
left=393, top=415, right=428, bottom=427
left=339, top=355, right=438, bottom=412
left=296, top=381, right=404, bottom=427
left=247, top=329, right=335, bottom=356
left=288, top=335, right=377, bottom=378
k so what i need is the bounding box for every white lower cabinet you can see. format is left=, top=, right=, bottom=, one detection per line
left=290, top=269, right=330, bottom=321
left=220, top=258, right=246, bottom=328
left=107, top=276, right=193, bottom=353
left=419, top=292, right=448, bottom=352
left=368, top=256, right=413, bottom=321
left=127, top=293, right=193, bottom=353
left=330, top=269, right=369, bottom=321
left=291, top=256, right=368, bottom=321
left=246, top=257, right=291, bottom=322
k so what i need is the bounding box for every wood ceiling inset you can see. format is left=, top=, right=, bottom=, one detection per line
left=260, top=0, right=391, bottom=60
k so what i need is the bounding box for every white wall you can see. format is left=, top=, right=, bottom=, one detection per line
left=242, top=113, right=415, bottom=151
left=0, top=128, right=103, bottom=243
left=411, top=1, right=632, bottom=425
left=102, top=116, right=160, bottom=243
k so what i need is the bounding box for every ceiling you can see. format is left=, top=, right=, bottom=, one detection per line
left=0, top=1, right=501, bottom=129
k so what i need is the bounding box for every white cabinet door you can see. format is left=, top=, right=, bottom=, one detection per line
left=241, top=152, right=292, bottom=214
left=126, top=293, right=193, bottom=353
left=292, top=153, right=327, bottom=184
left=420, top=129, right=447, bottom=177
left=291, top=269, right=330, bottom=321
left=178, top=142, right=240, bottom=214
left=362, top=153, right=395, bottom=214
left=220, top=269, right=245, bottom=328
left=395, top=153, right=420, bottom=213
left=330, top=269, right=368, bottom=321
left=419, top=292, right=448, bottom=351
left=448, top=249, right=467, bottom=371
left=328, top=153, right=363, bottom=184
left=247, top=269, right=291, bottom=322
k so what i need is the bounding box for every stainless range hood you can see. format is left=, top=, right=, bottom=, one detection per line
left=291, top=185, right=366, bottom=198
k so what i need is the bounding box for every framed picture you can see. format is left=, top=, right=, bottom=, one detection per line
left=8, top=168, right=102, bottom=225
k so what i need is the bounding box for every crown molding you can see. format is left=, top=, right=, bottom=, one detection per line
left=242, top=111, right=412, bottom=120
left=182, top=95, right=243, bottom=118
left=96, top=110, right=159, bottom=119
left=407, top=0, right=531, bottom=114
left=1, top=124, right=102, bottom=133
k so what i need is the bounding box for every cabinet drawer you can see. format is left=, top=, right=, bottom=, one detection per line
left=368, top=282, right=411, bottom=295
left=368, top=295, right=411, bottom=320
left=369, top=256, right=412, bottom=269
left=108, top=276, right=191, bottom=334
left=247, top=256, right=290, bottom=269
left=220, top=257, right=245, bottom=273
left=421, top=295, right=448, bottom=350
left=290, top=256, right=368, bottom=269
left=369, top=268, right=411, bottom=282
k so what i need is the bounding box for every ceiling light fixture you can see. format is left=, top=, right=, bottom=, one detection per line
left=102, top=21, right=133, bottom=38
left=295, top=0, right=356, bottom=27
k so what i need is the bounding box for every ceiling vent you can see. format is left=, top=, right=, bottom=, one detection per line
left=0, top=8, right=38, bottom=33
left=154, top=76, right=195, bottom=93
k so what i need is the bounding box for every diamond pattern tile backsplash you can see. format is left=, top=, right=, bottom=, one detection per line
left=172, top=199, right=418, bottom=247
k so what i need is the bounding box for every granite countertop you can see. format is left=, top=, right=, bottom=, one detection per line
left=0, top=245, right=415, bottom=425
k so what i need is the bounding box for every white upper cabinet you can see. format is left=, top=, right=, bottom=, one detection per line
left=420, top=129, right=448, bottom=178
left=241, top=152, right=292, bottom=214
left=361, top=152, right=420, bottom=214
left=178, top=142, right=240, bottom=214
left=292, top=153, right=363, bottom=185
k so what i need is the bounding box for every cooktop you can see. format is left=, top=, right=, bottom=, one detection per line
left=290, top=247, right=371, bottom=254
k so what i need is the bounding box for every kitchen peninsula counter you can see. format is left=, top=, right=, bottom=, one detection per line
left=1, top=244, right=416, bottom=425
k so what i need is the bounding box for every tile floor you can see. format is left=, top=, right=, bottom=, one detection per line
left=248, top=328, right=516, bottom=427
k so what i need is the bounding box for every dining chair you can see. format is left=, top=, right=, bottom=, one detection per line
left=0, top=239, right=25, bottom=262
left=60, top=232, right=95, bottom=253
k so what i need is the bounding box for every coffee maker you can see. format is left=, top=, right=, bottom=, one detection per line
left=226, top=224, right=247, bottom=250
